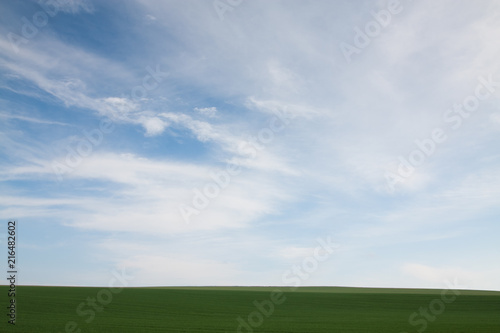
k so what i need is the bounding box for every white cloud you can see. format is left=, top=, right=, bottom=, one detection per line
left=276, top=246, right=316, bottom=260
left=140, top=116, right=168, bottom=136
left=53, top=0, right=95, bottom=14
left=1, top=152, right=295, bottom=235
left=194, top=106, right=217, bottom=118
left=401, top=263, right=478, bottom=289
left=118, top=255, right=241, bottom=286
left=491, top=112, right=500, bottom=125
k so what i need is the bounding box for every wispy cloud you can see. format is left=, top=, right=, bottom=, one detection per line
left=0, top=112, right=70, bottom=126
left=0, top=0, right=499, bottom=289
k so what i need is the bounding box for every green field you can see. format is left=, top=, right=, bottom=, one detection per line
left=1, top=286, right=499, bottom=332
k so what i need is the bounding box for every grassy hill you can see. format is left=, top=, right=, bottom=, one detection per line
left=1, top=285, right=499, bottom=332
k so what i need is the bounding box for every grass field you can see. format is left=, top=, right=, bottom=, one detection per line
left=1, top=286, right=499, bottom=332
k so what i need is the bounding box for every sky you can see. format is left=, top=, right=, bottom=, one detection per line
left=0, top=0, right=499, bottom=290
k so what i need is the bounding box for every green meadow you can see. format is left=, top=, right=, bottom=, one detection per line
left=1, top=286, right=499, bottom=332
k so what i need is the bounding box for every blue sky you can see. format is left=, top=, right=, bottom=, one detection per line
left=0, top=0, right=499, bottom=290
